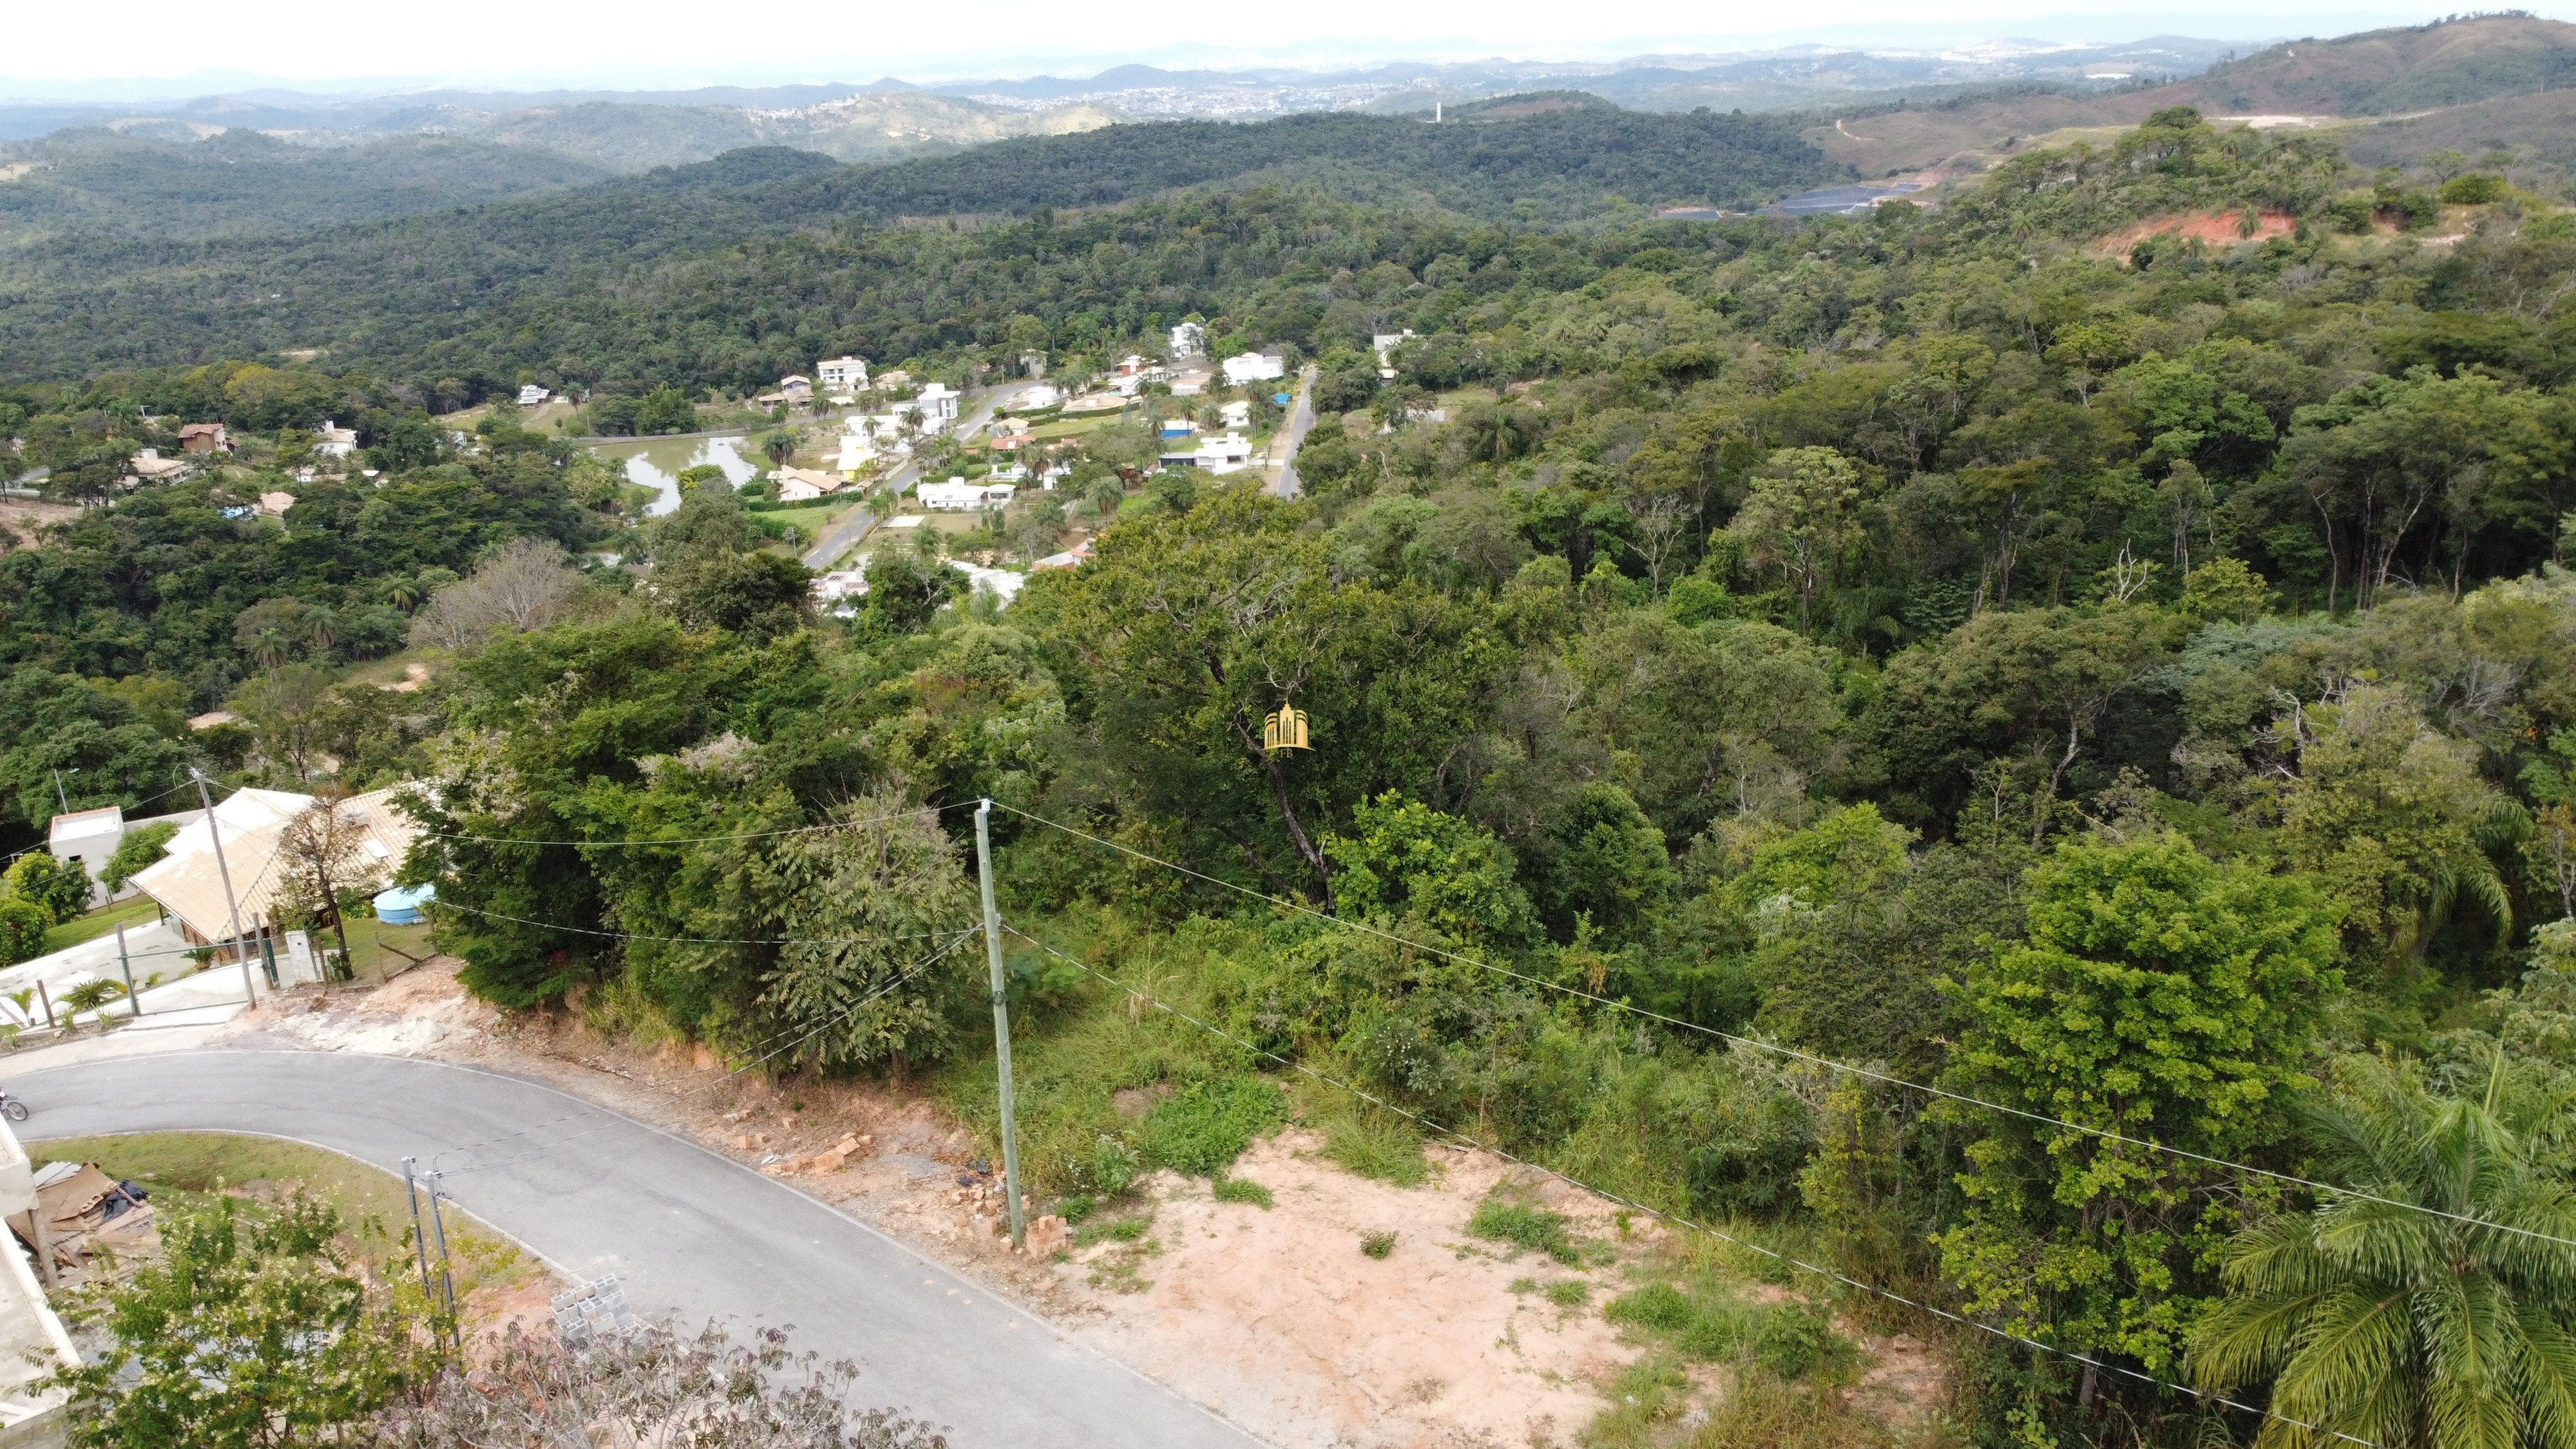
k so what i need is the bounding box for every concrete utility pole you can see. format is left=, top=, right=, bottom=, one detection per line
left=974, top=799, right=1027, bottom=1250
left=189, top=769, right=255, bottom=1007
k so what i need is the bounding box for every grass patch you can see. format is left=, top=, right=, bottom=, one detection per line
left=1210, top=1175, right=1274, bottom=1208
left=39, top=895, right=161, bottom=955
left=1319, top=1109, right=1427, bottom=1186
left=1604, top=1282, right=1852, bottom=1379
left=1360, top=1230, right=1397, bottom=1259
left=1138, top=1076, right=1284, bottom=1175
left=1545, top=1278, right=1589, bottom=1307
left=31, top=1132, right=535, bottom=1305
left=1468, top=1189, right=1583, bottom=1266
left=1071, top=1215, right=1151, bottom=1249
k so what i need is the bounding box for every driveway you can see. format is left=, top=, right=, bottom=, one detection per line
left=18, top=1050, right=1261, bottom=1448
left=1264, top=368, right=1317, bottom=499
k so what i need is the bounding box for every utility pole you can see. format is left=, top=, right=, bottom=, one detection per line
left=189, top=768, right=256, bottom=1008
left=973, top=799, right=1026, bottom=1250
left=424, top=1171, right=463, bottom=1355
left=115, top=922, right=138, bottom=1018
left=49, top=769, right=69, bottom=816
left=402, top=1157, right=436, bottom=1320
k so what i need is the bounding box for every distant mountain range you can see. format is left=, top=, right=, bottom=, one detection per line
left=0, top=36, right=2253, bottom=159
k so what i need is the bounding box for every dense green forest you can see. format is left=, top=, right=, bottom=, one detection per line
left=9, top=103, right=2576, bottom=1446
left=0, top=98, right=1837, bottom=386
left=0, top=127, right=614, bottom=242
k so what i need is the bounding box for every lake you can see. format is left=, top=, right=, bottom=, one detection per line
left=590, top=435, right=760, bottom=516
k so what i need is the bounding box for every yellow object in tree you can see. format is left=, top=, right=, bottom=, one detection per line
left=1263, top=701, right=1312, bottom=752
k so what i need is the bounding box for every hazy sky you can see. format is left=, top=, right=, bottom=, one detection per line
left=0, top=0, right=2530, bottom=93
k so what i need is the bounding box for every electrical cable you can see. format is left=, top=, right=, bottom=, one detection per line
left=992, top=800, right=2576, bottom=1255
left=429, top=926, right=981, bottom=1175
left=410, top=800, right=972, bottom=849
left=430, top=899, right=981, bottom=950
left=1002, top=920, right=2381, bottom=1449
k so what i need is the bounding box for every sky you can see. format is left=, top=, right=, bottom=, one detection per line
left=0, top=0, right=2533, bottom=95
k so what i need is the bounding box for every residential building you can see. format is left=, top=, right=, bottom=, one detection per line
left=131, top=786, right=418, bottom=951
left=1373, top=330, right=1417, bottom=379
left=1158, top=433, right=1255, bottom=475
left=1169, top=369, right=1211, bottom=397
left=47, top=807, right=122, bottom=908
left=833, top=429, right=882, bottom=480
left=917, top=476, right=1016, bottom=511
left=124, top=448, right=189, bottom=486
left=1169, top=320, right=1207, bottom=358
left=517, top=384, right=551, bottom=407
left=774, top=468, right=845, bottom=503
left=1034, top=538, right=1096, bottom=570
left=756, top=375, right=814, bottom=408
left=177, top=422, right=230, bottom=453
left=314, top=421, right=359, bottom=459
left=1221, top=350, right=1286, bottom=386
left=1220, top=399, right=1253, bottom=430
left=816, top=355, right=870, bottom=394
left=912, top=383, right=962, bottom=427
left=1016, top=384, right=1063, bottom=410
left=1160, top=419, right=1196, bottom=439
left=991, top=462, right=1029, bottom=483
left=1018, top=350, right=1049, bottom=379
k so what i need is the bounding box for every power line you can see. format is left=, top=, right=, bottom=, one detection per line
left=432, top=899, right=980, bottom=950
left=993, top=801, right=2576, bottom=1256
left=1000, top=921, right=2377, bottom=1449
left=432, top=925, right=981, bottom=1175
left=410, top=800, right=970, bottom=849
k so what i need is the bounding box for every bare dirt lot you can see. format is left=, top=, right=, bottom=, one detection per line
left=218, top=960, right=1950, bottom=1447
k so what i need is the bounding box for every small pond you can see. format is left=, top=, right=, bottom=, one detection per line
left=590, top=435, right=760, bottom=516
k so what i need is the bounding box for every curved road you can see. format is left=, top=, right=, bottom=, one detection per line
left=19, top=1051, right=1259, bottom=1448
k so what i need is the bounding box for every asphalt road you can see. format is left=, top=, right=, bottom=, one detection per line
left=801, top=380, right=1047, bottom=570
left=18, top=1050, right=1261, bottom=1448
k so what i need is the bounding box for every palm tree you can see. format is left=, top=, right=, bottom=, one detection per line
left=2191, top=1055, right=2576, bottom=1449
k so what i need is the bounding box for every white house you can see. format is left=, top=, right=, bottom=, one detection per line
left=816, top=356, right=870, bottom=394
left=1195, top=433, right=1255, bottom=474
left=1169, top=321, right=1207, bottom=358
left=125, top=448, right=190, bottom=486
left=47, top=807, right=124, bottom=907
left=1373, top=330, right=1416, bottom=379
left=917, top=476, right=1016, bottom=511
left=833, top=428, right=883, bottom=479
left=1222, top=350, right=1286, bottom=386
left=774, top=468, right=845, bottom=503
left=315, top=421, right=359, bottom=459
left=913, top=383, right=962, bottom=427
left=1016, top=384, right=1063, bottom=411
left=1220, top=399, right=1253, bottom=430
left=517, top=384, right=551, bottom=407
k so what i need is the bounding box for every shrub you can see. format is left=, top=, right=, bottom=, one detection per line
left=0, top=899, right=48, bottom=965
left=1138, top=1077, right=1284, bottom=1175
left=2438, top=173, right=2510, bottom=205
left=1360, top=1231, right=1397, bottom=1259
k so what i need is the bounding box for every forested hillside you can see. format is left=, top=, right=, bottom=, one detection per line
left=0, top=127, right=614, bottom=242
left=0, top=100, right=1838, bottom=384
left=7, top=103, right=2576, bottom=1448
